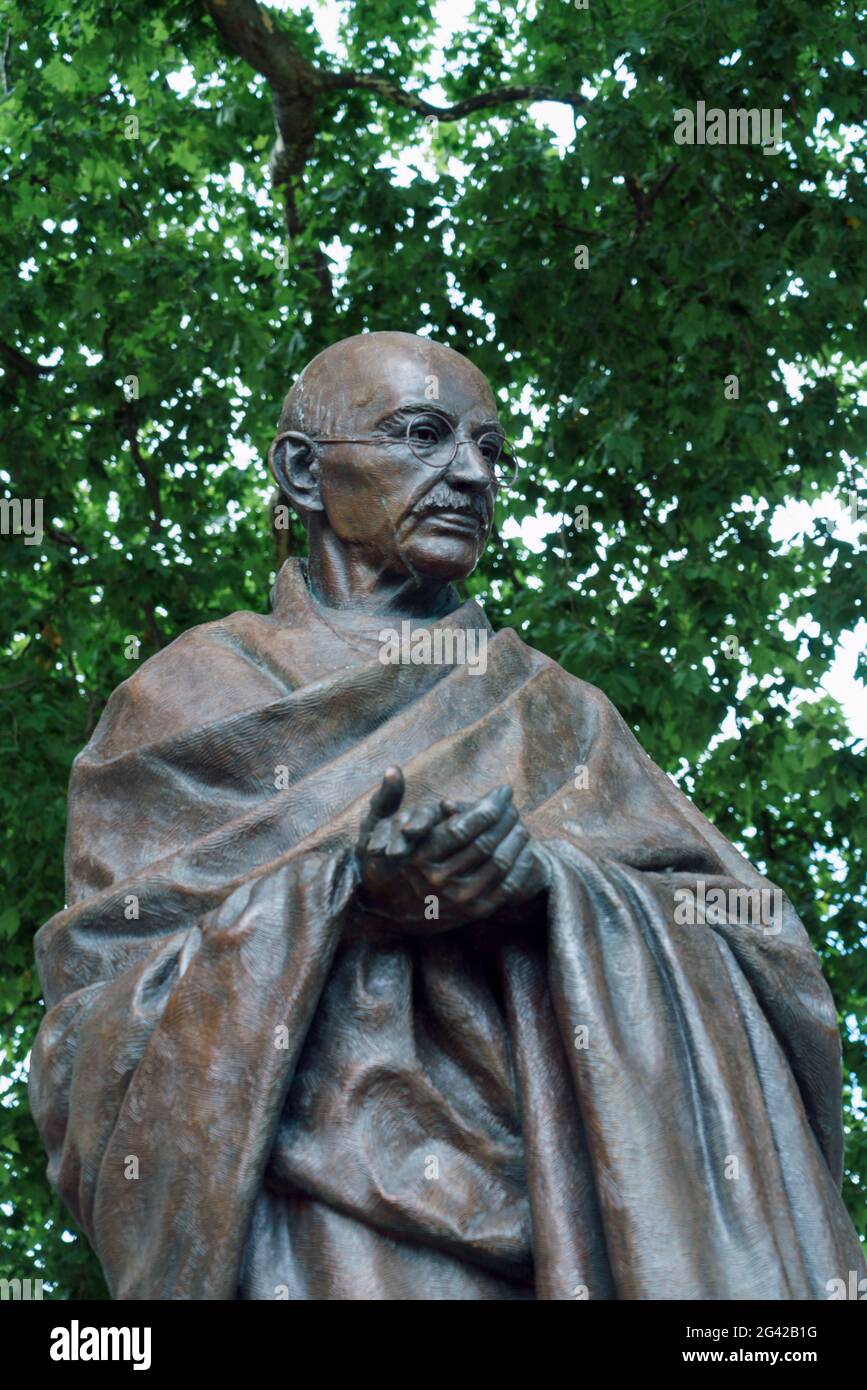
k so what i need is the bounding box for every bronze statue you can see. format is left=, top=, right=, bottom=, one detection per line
left=30, top=332, right=866, bottom=1299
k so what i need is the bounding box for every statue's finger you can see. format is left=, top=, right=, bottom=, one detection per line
left=401, top=803, right=445, bottom=842
left=433, top=804, right=520, bottom=875
left=357, top=766, right=405, bottom=849
left=425, top=785, right=513, bottom=861
left=387, top=817, right=414, bottom=858
left=444, top=836, right=534, bottom=917
left=374, top=804, right=447, bottom=861
left=494, top=844, right=540, bottom=904
left=484, top=823, right=530, bottom=877
left=446, top=839, right=524, bottom=903
left=365, top=817, right=393, bottom=856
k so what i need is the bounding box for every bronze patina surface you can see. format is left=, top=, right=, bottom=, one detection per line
left=30, top=332, right=866, bottom=1299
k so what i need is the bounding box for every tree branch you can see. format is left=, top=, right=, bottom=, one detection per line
left=0, top=341, right=53, bottom=379
left=268, top=88, right=333, bottom=301
left=202, top=0, right=587, bottom=117
left=202, top=0, right=319, bottom=94
left=612, top=162, right=679, bottom=305
left=0, top=28, right=12, bottom=97
left=318, top=72, right=589, bottom=120
left=119, top=402, right=163, bottom=534
left=201, top=0, right=587, bottom=302
left=44, top=523, right=90, bottom=556
left=115, top=403, right=164, bottom=650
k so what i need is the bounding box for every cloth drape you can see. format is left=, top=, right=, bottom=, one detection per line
left=30, top=559, right=865, bottom=1299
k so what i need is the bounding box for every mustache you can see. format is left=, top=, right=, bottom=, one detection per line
left=414, top=485, right=492, bottom=526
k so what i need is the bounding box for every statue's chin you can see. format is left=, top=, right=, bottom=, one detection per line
left=397, top=523, right=485, bottom=583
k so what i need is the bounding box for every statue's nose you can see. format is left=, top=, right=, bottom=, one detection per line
left=447, top=439, right=495, bottom=491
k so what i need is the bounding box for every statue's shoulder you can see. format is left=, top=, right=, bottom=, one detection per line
left=495, top=624, right=620, bottom=715
left=83, top=607, right=287, bottom=761
left=494, top=623, right=656, bottom=771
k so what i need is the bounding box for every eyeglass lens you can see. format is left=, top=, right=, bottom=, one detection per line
left=406, top=413, right=516, bottom=484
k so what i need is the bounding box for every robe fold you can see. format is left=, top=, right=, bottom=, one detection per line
left=29, top=558, right=865, bottom=1299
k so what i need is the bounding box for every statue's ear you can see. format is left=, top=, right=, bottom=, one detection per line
left=268, top=431, right=324, bottom=515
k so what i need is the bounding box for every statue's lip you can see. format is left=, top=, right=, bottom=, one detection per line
left=416, top=508, right=482, bottom=531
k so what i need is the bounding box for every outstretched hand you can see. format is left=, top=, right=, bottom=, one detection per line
left=354, top=766, right=549, bottom=934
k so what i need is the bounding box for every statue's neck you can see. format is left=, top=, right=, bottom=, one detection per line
left=302, top=550, right=460, bottom=621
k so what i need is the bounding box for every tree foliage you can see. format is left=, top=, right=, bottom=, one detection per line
left=1, top=0, right=864, bottom=1297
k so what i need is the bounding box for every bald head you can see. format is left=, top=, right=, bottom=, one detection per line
left=276, top=331, right=498, bottom=439
left=268, top=330, right=502, bottom=606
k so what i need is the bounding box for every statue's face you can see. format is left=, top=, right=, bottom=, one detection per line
left=311, top=336, right=500, bottom=582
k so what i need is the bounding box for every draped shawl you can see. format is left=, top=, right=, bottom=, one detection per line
left=30, top=559, right=865, bottom=1299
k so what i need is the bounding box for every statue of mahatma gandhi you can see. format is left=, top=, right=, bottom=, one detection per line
left=31, top=331, right=865, bottom=1300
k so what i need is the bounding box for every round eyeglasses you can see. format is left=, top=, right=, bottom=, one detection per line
left=275, top=411, right=518, bottom=488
